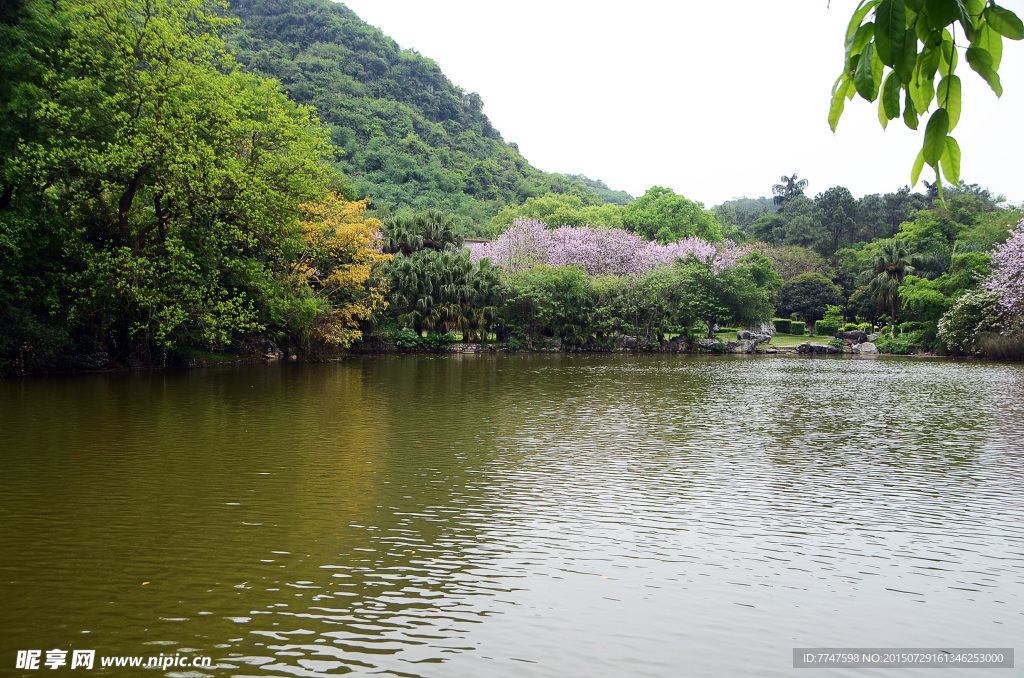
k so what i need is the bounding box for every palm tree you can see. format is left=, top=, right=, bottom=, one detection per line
left=772, top=173, right=809, bottom=207
left=382, top=210, right=463, bottom=255
left=381, top=215, right=423, bottom=256
left=864, top=239, right=923, bottom=336
left=417, top=209, right=463, bottom=252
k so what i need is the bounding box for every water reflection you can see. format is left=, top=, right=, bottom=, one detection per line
left=1, top=355, right=1022, bottom=677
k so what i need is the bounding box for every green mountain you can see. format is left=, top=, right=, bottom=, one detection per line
left=227, top=0, right=630, bottom=235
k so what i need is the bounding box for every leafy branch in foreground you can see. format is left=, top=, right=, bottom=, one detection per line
left=830, top=0, right=1022, bottom=194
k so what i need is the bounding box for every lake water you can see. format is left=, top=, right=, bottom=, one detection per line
left=1, top=355, right=1022, bottom=677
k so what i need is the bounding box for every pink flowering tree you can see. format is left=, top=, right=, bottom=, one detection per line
left=470, top=217, right=745, bottom=276
left=985, top=218, right=1024, bottom=320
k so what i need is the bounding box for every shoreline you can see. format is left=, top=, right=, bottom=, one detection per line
left=2, top=341, right=986, bottom=379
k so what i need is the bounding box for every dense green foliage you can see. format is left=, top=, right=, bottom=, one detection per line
left=4, top=0, right=1022, bottom=371
left=1, top=0, right=359, bottom=373
left=778, top=273, right=846, bottom=330
left=225, top=0, right=624, bottom=235
left=814, top=305, right=846, bottom=337
left=492, top=257, right=776, bottom=346
left=489, top=193, right=626, bottom=234
left=487, top=186, right=725, bottom=244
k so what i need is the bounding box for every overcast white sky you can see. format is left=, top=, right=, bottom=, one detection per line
left=338, top=0, right=1023, bottom=207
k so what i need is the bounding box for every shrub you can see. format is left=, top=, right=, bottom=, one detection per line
left=898, top=321, right=922, bottom=334
left=791, top=321, right=805, bottom=335
left=828, top=337, right=845, bottom=353
left=394, top=329, right=456, bottom=351
left=843, top=322, right=860, bottom=331
left=422, top=332, right=457, bottom=350
left=815, top=318, right=842, bottom=337
left=977, top=331, right=1024, bottom=361
left=875, top=331, right=923, bottom=355
left=773, top=318, right=792, bottom=334
left=937, top=290, right=1001, bottom=354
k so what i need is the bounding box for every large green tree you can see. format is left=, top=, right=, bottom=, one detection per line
left=655, top=259, right=776, bottom=339
left=1, top=0, right=336, bottom=371
left=622, top=186, right=722, bottom=243
left=816, top=186, right=858, bottom=255
left=777, top=272, right=845, bottom=332
left=779, top=195, right=828, bottom=252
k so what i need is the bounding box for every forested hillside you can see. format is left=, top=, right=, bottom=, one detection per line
left=226, top=0, right=629, bottom=234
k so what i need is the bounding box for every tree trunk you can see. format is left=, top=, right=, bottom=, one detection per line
left=117, top=165, right=152, bottom=243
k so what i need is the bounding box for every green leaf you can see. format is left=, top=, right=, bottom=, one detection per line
left=871, top=41, right=885, bottom=94
left=938, top=30, right=958, bottom=76
left=910, top=46, right=939, bottom=111
left=855, top=44, right=879, bottom=100
left=956, top=0, right=978, bottom=40
left=848, top=0, right=881, bottom=41
left=963, top=0, right=985, bottom=17
left=985, top=5, right=1024, bottom=40
left=975, top=22, right=1003, bottom=70
left=878, top=93, right=889, bottom=129
left=829, top=79, right=850, bottom=131
left=915, top=11, right=935, bottom=41
left=936, top=74, right=961, bottom=129
left=925, top=0, right=956, bottom=25
left=922, top=108, right=950, bottom=165
left=847, top=23, right=876, bottom=73
left=965, top=46, right=1003, bottom=95
left=940, top=136, right=961, bottom=183
left=911, top=148, right=926, bottom=185
left=830, top=73, right=846, bottom=97
left=896, top=28, right=918, bottom=83
left=903, top=88, right=920, bottom=129
left=875, top=0, right=907, bottom=65
left=882, top=70, right=902, bottom=119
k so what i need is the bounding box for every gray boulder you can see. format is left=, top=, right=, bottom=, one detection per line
left=867, top=333, right=878, bottom=342
left=727, top=339, right=757, bottom=354
left=748, top=320, right=777, bottom=337
left=698, top=338, right=723, bottom=350
left=836, top=330, right=868, bottom=344
left=737, top=330, right=772, bottom=343
left=797, top=341, right=838, bottom=355
left=851, top=342, right=879, bottom=354
left=618, top=335, right=639, bottom=349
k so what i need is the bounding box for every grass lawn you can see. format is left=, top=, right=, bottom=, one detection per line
left=714, top=331, right=815, bottom=347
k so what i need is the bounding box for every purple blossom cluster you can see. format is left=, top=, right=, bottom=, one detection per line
left=985, top=217, right=1024, bottom=318
left=469, top=218, right=744, bottom=276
